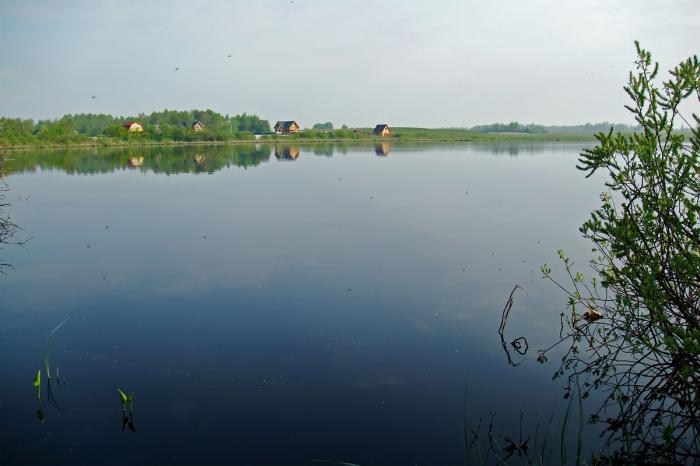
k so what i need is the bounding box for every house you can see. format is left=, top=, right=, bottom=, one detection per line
left=192, top=121, right=205, bottom=132
left=373, top=124, right=392, bottom=137
left=123, top=121, right=144, bottom=132
left=375, top=143, right=391, bottom=156
left=275, top=146, right=300, bottom=161
left=274, top=121, right=300, bottom=134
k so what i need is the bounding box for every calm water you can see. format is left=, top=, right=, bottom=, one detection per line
left=0, top=142, right=602, bottom=465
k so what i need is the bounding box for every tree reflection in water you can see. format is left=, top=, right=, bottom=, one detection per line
left=0, top=153, right=22, bottom=273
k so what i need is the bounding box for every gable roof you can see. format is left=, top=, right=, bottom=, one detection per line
left=275, top=121, right=298, bottom=130
left=374, top=124, right=390, bottom=132
left=123, top=121, right=141, bottom=129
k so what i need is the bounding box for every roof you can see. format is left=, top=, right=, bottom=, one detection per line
left=374, top=124, right=390, bottom=132
left=192, top=120, right=205, bottom=127
left=275, top=121, right=298, bottom=130
left=123, top=121, right=141, bottom=128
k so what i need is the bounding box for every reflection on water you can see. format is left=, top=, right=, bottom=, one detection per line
left=0, top=155, right=21, bottom=273
left=0, top=142, right=601, bottom=465
left=375, top=143, right=391, bottom=156
left=2, top=144, right=274, bottom=175
left=127, top=156, right=144, bottom=167
left=1, top=141, right=579, bottom=176
left=274, top=146, right=300, bottom=161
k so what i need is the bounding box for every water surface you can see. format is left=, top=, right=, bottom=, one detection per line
left=0, top=142, right=601, bottom=465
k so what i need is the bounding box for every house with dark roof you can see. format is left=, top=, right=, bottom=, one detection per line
left=373, top=124, right=392, bottom=137
left=274, top=121, right=300, bottom=134
left=123, top=121, right=144, bottom=132
left=192, top=121, right=205, bottom=132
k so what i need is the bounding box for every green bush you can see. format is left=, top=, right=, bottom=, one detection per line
left=541, top=43, right=700, bottom=463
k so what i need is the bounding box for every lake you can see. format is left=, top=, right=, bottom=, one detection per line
left=0, top=142, right=603, bottom=465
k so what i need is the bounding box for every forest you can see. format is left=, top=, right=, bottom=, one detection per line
left=0, top=110, right=271, bottom=147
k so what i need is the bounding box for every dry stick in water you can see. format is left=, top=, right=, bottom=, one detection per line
left=44, top=317, right=69, bottom=382
left=498, top=285, right=529, bottom=366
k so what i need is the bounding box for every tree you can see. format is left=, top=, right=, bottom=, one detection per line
left=541, top=43, right=700, bottom=462
left=312, top=122, right=334, bottom=130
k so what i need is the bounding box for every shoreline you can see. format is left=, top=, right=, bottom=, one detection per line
left=0, top=134, right=597, bottom=151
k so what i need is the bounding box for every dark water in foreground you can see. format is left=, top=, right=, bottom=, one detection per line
left=0, top=143, right=601, bottom=465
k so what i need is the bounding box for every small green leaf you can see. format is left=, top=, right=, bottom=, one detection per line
left=117, top=388, right=129, bottom=404
left=33, top=370, right=41, bottom=400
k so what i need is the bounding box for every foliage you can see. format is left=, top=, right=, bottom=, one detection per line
left=470, top=121, right=548, bottom=134
left=312, top=122, right=334, bottom=130
left=60, top=113, right=119, bottom=136
left=117, top=388, right=133, bottom=406
left=33, top=370, right=41, bottom=400
left=541, top=43, right=700, bottom=463
left=545, top=122, right=642, bottom=135
left=0, top=110, right=270, bottom=147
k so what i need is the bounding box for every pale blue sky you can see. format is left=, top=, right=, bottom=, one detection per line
left=0, top=0, right=697, bottom=126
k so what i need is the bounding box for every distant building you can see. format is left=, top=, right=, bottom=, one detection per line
left=192, top=121, right=205, bottom=132
left=274, top=121, right=300, bottom=134
left=123, top=121, right=144, bottom=132
left=373, top=124, right=392, bottom=137
left=275, top=146, right=300, bottom=161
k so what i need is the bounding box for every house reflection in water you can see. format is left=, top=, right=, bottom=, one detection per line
left=194, top=154, right=206, bottom=165
left=127, top=156, right=145, bottom=167
left=275, top=146, right=300, bottom=161
left=375, top=143, right=391, bottom=156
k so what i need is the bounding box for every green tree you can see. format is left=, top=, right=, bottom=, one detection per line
left=312, top=122, right=334, bottom=130
left=541, top=43, right=700, bottom=462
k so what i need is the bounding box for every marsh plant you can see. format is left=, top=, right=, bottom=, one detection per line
left=540, top=43, right=700, bottom=463
left=117, top=388, right=136, bottom=433
left=31, top=318, right=68, bottom=422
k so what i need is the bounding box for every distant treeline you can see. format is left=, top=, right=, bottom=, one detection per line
left=1, top=112, right=653, bottom=148
left=0, top=110, right=271, bottom=147
left=465, top=121, right=642, bottom=134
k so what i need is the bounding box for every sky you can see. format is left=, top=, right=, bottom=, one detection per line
left=0, top=0, right=697, bottom=127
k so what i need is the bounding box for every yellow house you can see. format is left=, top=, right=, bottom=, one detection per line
left=123, top=121, right=144, bottom=132
left=274, top=121, right=300, bottom=134
left=373, top=124, right=392, bottom=137
left=192, top=121, right=205, bottom=132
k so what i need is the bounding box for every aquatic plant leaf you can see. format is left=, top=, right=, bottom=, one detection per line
left=33, top=370, right=42, bottom=400
left=117, top=388, right=129, bottom=404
